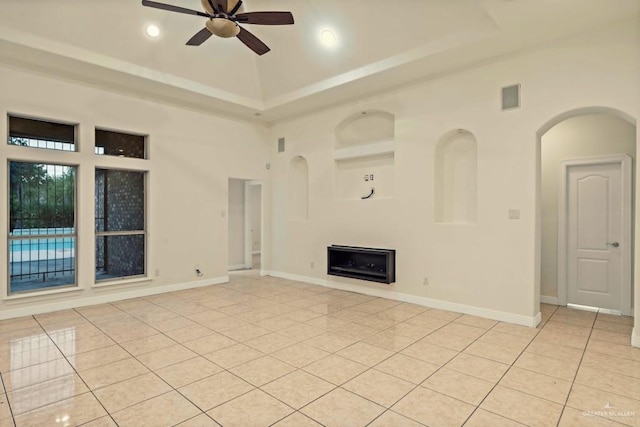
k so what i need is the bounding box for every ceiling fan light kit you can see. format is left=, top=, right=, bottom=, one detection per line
left=206, top=18, right=240, bottom=38
left=141, top=0, right=294, bottom=55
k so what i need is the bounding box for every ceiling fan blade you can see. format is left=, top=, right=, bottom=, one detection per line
left=186, top=28, right=213, bottom=46
left=236, top=27, right=270, bottom=55
left=142, top=0, right=212, bottom=18
left=216, top=0, right=228, bottom=13
left=235, top=11, right=294, bottom=25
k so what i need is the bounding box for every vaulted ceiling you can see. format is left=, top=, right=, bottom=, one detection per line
left=0, top=0, right=637, bottom=122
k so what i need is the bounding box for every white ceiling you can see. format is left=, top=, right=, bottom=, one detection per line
left=0, top=0, right=637, bottom=122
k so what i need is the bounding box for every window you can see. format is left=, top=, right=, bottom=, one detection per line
left=8, top=116, right=76, bottom=151
left=95, top=129, right=146, bottom=158
left=95, top=169, right=146, bottom=281
left=9, top=162, right=76, bottom=294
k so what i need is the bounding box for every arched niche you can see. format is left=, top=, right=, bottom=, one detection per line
left=335, top=110, right=395, bottom=148
left=434, top=129, right=478, bottom=223
left=288, top=156, right=309, bottom=221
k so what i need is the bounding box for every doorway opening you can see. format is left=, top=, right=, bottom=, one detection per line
left=537, top=110, right=636, bottom=315
left=228, top=178, right=263, bottom=272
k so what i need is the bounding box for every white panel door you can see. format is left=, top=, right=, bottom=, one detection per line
left=566, top=162, right=623, bottom=311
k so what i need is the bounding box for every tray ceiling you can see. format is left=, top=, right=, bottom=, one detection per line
left=0, top=0, right=637, bottom=122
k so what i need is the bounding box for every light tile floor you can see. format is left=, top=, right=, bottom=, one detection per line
left=0, top=272, right=638, bottom=426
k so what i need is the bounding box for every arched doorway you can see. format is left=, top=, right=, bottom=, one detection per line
left=536, top=107, right=637, bottom=317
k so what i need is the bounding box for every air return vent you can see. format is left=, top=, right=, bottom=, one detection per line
left=501, top=84, right=520, bottom=110
left=278, top=137, right=285, bottom=153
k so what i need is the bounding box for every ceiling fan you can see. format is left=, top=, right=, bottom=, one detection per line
left=141, top=0, right=294, bottom=55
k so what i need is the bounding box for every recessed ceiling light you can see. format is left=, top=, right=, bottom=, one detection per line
left=145, top=24, right=160, bottom=38
left=320, top=29, right=337, bottom=47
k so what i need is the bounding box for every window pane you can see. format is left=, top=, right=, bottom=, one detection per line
left=9, top=162, right=76, bottom=294
left=10, top=163, right=75, bottom=232
left=95, top=129, right=146, bottom=159
left=9, top=116, right=76, bottom=151
left=10, top=237, right=76, bottom=293
left=95, top=169, right=145, bottom=232
left=96, top=235, right=145, bottom=281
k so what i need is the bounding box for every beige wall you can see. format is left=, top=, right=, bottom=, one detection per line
left=540, top=114, right=636, bottom=300
left=0, top=65, right=268, bottom=318
left=267, top=20, right=640, bottom=325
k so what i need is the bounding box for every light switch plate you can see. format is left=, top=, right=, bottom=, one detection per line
left=508, top=209, right=520, bottom=220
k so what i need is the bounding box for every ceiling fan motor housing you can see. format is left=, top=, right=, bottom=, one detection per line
left=206, top=18, right=240, bottom=38
left=200, top=0, right=244, bottom=15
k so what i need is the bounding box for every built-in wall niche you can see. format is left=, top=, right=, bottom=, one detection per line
left=288, top=155, right=309, bottom=221
left=334, top=110, right=395, bottom=200
left=434, top=129, right=478, bottom=223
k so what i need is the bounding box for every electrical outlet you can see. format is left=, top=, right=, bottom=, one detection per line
left=423, top=277, right=429, bottom=286
left=154, top=268, right=160, bottom=277
left=310, top=261, right=315, bottom=268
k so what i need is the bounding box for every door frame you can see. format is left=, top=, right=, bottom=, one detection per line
left=244, top=180, right=263, bottom=271
left=557, top=154, right=632, bottom=315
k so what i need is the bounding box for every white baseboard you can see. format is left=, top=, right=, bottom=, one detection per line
left=266, top=271, right=540, bottom=328
left=0, top=276, right=229, bottom=321
left=632, top=327, right=640, bottom=348
left=228, top=264, right=249, bottom=271
left=540, top=295, right=559, bottom=305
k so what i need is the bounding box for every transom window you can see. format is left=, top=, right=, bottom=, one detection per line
left=95, top=129, right=146, bottom=159
left=8, top=115, right=76, bottom=152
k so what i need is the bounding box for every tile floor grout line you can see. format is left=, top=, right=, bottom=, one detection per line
left=29, top=314, right=119, bottom=427
left=232, top=294, right=436, bottom=425
left=71, top=306, right=232, bottom=425
left=555, top=307, right=600, bottom=427
left=225, top=288, right=494, bottom=425
left=68, top=305, right=217, bottom=423
left=459, top=306, right=555, bottom=426
left=284, top=314, right=464, bottom=426
left=0, top=371, right=17, bottom=427
left=2, top=282, right=636, bottom=426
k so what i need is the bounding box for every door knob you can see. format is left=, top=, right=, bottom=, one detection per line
left=606, top=242, right=620, bottom=248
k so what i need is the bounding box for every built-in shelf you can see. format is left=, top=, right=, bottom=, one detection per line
left=334, top=110, right=396, bottom=201
left=334, top=140, right=395, bottom=161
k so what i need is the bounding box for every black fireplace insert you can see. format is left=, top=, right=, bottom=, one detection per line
left=327, top=245, right=395, bottom=284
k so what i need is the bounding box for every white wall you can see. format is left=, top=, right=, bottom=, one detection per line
left=267, top=20, right=640, bottom=326
left=541, top=114, right=636, bottom=300
left=1, top=18, right=639, bottom=335
left=228, top=179, right=246, bottom=268
left=0, top=65, right=269, bottom=319
left=251, top=184, right=261, bottom=253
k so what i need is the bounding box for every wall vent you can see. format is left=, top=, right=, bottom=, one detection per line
left=278, top=137, right=285, bottom=153
left=501, top=84, right=521, bottom=110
